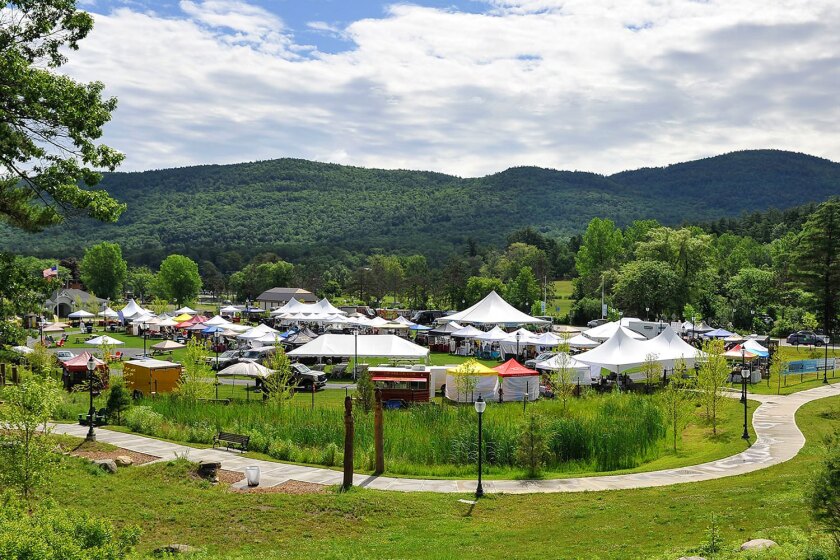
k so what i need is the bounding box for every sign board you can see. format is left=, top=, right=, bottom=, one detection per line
left=783, top=358, right=836, bottom=375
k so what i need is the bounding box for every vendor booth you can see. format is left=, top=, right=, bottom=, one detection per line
left=444, top=360, right=499, bottom=402
left=494, top=359, right=539, bottom=401
left=369, top=366, right=432, bottom=404
left=61, top=352, right=109, bottom=391
left=123, top=359, right=183, bottom=396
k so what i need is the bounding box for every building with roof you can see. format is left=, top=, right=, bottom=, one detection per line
left=255, top=287, right=317, bottom=310
left=45, top=289, right=105, bottom=318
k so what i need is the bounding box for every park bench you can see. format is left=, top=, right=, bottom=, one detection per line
left=78, top=408, right=108, bottom=427
left=213, top=431, right=249, bottom=452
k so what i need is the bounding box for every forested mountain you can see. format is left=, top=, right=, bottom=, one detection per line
left=3, top=149, right=839, bottom=265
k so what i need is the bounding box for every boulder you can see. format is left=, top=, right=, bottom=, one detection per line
left=94, top=459, right=118, bottom=474
left=197, top=460, right=221, bottom=483
left=153, top=544, right=198, bottom=555
left=114, top=455, right=133, bottom=467
left=740, top=539, right=777, bottom=551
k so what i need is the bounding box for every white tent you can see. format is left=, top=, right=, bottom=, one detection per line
left=85, top=335, right=124, bottom=346
left=174, top=306, right=197, bottom=315
left=394, top=316, right=415, bottom=326
left=287, top=334, right=429, bottom=359
left=238, top=324, right=279, bottom=340
left=98, top=307, right=119, bottom=318
left=574, top=327, right=653, bottom=373
left=530, top=332, right=563, bottom=347
left=567, top=334, right=600, bottom=349
left=119, top=299, right=146, bottom=321
left=217, top=361, right=273, bottom=378
left=256, top=332, right=287, bottom=346
left=316, top=298, right=346, bottom=315
left=583, top=320, right=647, bottom=342
left=220, top=305, right=240, bottom=315
left=429, top=321, right=464, bottom=335
left=474, top=326, right=509, bottom=342
left=451, top=325, right=484, bottom=338
left=157, top=317, right=179, bottom=328
left=535, top=352, right=594, bottom=384
left=440, top=291, right=550, bottom=326
left=444, top=362, right=499, bottom=402
left=204, top=315, right=232, bottom=327
left=645, top=326, right=705, bottom=367
left=68, top=310, right=95, bottom=319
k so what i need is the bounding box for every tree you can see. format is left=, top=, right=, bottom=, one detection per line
left=793, top=198, right=840, bottom=342
left=0, top=1, right=125, bottom=231
left=126, top=266, right=156, bottom=302
left=200, top=260, right=226, bottom=297
left=156, top=254, right=202, bottom=306
left=613, top=260, right=680, bottom=319
left=176, top=339, right=213, bottom=401
left=809, top=433, right=840, bottom=550
left=106, top=380, right=131, bottom=425
left=0, top=375, right=63, bottom=501
left=355, top=369, right=375, bottom=413
left=697, top=339, right=730, bottom=435
left=641, top=352, right=661, bottom=391
left=549, top=346, right=577, bottom=411
left=79, top=241, right=127, bottom=300
left=505, top=267, right=540, bottom=312
left=516, top=413, right=548, bottom=479
left=725, top=267, right=776, bottom=330
left=464, top=276, right=505, bottom=307
left=659, top=360, right=693, bottom=452
left=263, top=344, right=295, bottom=405
left=575, top=218, right=624, bottom=294
left=402, top=254, right=430, bottom=309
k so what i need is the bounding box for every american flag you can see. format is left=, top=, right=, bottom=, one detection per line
left=42, top=265, right=58, bottom=279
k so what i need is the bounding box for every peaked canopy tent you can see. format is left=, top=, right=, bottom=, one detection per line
left=220, top=305, right=240, bottom=315
left=567, top=334, right=600, bottom=349
left=204, top=315, right=232, bottom=327
left=574, top=327, right=654, bottom=374
left=216, top=361, right=273, bottom=378
left=742, top=339, right=769, bottom=357
left=444, top=361, right=499, bottom=402
left=174, top=306, right=197, bottom=315
left=583, top=319, right=645, bottom=342
left=85, top=335, right=124, bottom=347
left=494, top=359, right=540, bottom=401
left=724, top=345, right=759, bottom=360
left=97, top=307, right=119, bottom=319
left=474, top=325, right=509, bottom=342
left=534, top=353, right=594, bottom=384
left=451, top=325, right=484, bottom=338
left=703, top=328, right=734, bottom=339
left=427, top=321, right=464, bottom=336
left=119, top=299, right=147, bottom=321
left=68, top=310, right=96, bottom=319
left=644, top=326, right=705, bottom=367
left=439, top=291, right=550, bottom=326
left=682, top=321, right=714, bottom=334
left=287, top=334, right=429, bottom=360
left=150, top=340, right=185, bottom=351
left=238, top=324, right=279, bottom=340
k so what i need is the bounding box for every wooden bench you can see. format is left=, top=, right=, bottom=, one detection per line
left=213, top=431, right=249, bottom=452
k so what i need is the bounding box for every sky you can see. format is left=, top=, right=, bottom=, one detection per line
left=63, top=0, right=840, bottom=176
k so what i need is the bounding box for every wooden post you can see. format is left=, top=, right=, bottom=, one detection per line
left=0, top=363, right=5, bottom=386
left=11, top=365, right=18, bottom=385
left=343, top=395, right=354, bottom=491
left=374, top=389, right=384, bottom=475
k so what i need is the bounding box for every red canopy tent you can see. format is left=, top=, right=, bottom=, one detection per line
left=61, top=352, right=109, bottom=391
left=493, top=359, right=539, bottom=377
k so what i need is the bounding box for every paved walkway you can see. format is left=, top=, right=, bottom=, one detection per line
left=53, top=382, right=840, bottom=494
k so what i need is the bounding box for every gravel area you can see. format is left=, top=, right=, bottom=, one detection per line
left=218, top=469, right=245, bottom=484
left=234, top=480, right=329, bottom=495
left=71, top=449, right=159, bottom=465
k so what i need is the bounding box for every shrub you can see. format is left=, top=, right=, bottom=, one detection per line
left=516, top=413, right=548, bottom=478
left=809, top=433, right=840, bottom=551
left=123, top=406, right=164, bottom=434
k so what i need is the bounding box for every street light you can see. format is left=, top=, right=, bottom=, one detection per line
left=740, top=346, right=746, bottom=404
left=515, top=331, right=521, bottom=360
left=353, top=326, right=359, bottom=381
left=213, top=331, right=221, bottom=370
left=474, top=395, right=486, bottom=498
left=645, top=306, right=650, bottom=321
left=86, top=356, right=97, bottom=442
left=741, top=368, right=750, bottom=440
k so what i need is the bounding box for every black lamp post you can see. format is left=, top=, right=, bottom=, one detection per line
left=823, top=327, right=830, bottom=384
left=515, top=331, right=521, bottom=360
left=741, top=367, right=750, bottom=440
left=740, top=346, right=747, bottom=404
left=86, top=356, right=97, bottom=442
left=474, top=394, right=486, bottom=498
left=142, top=321, right=148, bottom=357
left=213, top=331, right=221, bottom=370
left=646, top=306, right=650, bottom=321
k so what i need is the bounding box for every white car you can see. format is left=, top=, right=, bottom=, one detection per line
left=54, top=350, right=76, bottom=363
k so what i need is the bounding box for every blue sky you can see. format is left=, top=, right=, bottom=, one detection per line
left=67, top=0, right=840, bottom=176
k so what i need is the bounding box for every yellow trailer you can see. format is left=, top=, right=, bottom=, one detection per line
left=123, top=359, right=183, bottom=397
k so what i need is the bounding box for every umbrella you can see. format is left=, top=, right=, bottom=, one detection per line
left=217, top=361, right=273, bottom=378
left=11, top=346, right=33, bottom=355
left=85, top=335, right=124, bottom=346
left=174, top=306, right=197, bottom=315
left=42, top=323, right=66, bottom=332
left=150, top=340, right=186, bottom=351
left=98, top=307, right=119, bottom=318
left=157, top=318, right=179, bottom=327
left=68, top=310, right=96, bottom=319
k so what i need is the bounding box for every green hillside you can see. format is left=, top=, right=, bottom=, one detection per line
left=3, top=149, right=840, bottom=262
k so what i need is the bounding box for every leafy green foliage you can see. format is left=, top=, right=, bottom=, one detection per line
left=105, top=380, right=131, bottom=425
left=516, top=413, right=548, bottom=478
left=0, top=0, right=125, bottom=231
left=698, top=339, right=730, bottom=435
left=155, top=254, right=201, bottom=305
left=809, top=432, right=840, bottom=550
left=79, top=241, right=126, bottom=300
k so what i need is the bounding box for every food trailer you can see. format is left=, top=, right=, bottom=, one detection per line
left=369, top=366, right=432, bottom=405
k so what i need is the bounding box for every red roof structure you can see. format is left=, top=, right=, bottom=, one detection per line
left=62, top=351, right=107, bottom=372
left=493, top=359, right=539, bottom=377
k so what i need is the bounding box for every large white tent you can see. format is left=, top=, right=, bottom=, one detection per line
left=567, top=334, right=600, bottom=349
left=238, top=324, right=279, bottom=340
left=451, top=325, right=484, bottom=338
left=474, top=325, right=509, bottom=342
left=68, top=310, right=95, bottom=319
left=98, top=307, right=119, bottom=319
left=645, top=326, right=704, bottom=366
left=287, top=334, right=429, bottom=360
left=574, top=327, right=653, bottom=373
left=439, top=291, right=550, bottom=326
left=204, top=315, right=232, bottom=327
left=119, top=299, right=146, bottom=321
left=583, top=320, right=647, bottom=342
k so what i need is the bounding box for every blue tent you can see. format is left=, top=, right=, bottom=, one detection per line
left=703, top=328, right=734, bottom=339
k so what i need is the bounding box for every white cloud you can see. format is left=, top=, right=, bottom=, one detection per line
left=62, top=0, right=840, bottom=176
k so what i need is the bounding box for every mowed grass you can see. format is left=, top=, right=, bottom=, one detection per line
left=41, top=394, right=840, bottom=559
left=549, top=279, right=574, bottom=319
left=749, top=345, right=840, bottom=395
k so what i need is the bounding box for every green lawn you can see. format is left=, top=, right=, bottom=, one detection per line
left=748, top=345, right=840, bottom=395
left=40, top=394, right=840, bottom=559
left=548, top=279, right=574, bottom=319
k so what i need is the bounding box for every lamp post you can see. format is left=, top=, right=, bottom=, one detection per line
left=142, top=321, right=148, bottom=357
left=740, top=346, right=746, bottom=404
left=213, top=331, right=221, bottom=370
left=646, top=306, right=650, bottom=321
left=474, top=395, right=486, bottom=498
left=353, top=326, right=359, bottom=381
left=823, top=326, right=830, bottom=384
left=86, top=356, right=97, bottom=442
left=515, top=331, right=521, bottom=360
left=741, top=367, right=750, bottom=440
left=245, top=298, right=250, bottom=324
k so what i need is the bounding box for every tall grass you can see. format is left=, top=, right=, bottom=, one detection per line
left=117, top=391, right=665, bottom=476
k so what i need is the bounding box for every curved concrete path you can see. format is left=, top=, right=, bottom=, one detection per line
left=53, top=382, right=840, bottom=494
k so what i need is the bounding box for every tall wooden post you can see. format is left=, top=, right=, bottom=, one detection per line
left=374, top=389, right=384, bottom=475
left=343, top=395, right=354, bottom=491
left=0, top=363, right=5, bottom=386
left=11, top=365, right=18, bottom=385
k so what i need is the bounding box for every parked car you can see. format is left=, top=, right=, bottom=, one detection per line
left=525, top=351, right=557, bottom=369
left=205, top=350, right=243, bottom=371
left=786, top=330, right=829, bottom=346
left=410, top=310, right=447, bottom=325
left=258, top=362, right=327, bottom=393
left=54, top=350, right=76, bottom=364
left=239, top=346, right=277, bottom=366
left=587, top=318, right=608, bottom=328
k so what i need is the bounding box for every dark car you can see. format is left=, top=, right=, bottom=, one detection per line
left=411, top=310, right=447, bottom=325
left=586, top=318, right=608, bottom=328
left=787, top=331, right=828, bottom=346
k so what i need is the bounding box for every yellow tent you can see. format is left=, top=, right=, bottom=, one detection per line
left=173, top=313, right=192, bottom=322
left=445, top=360, right=499, bottom=402
left=446, top=360, right=498, bottom=376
